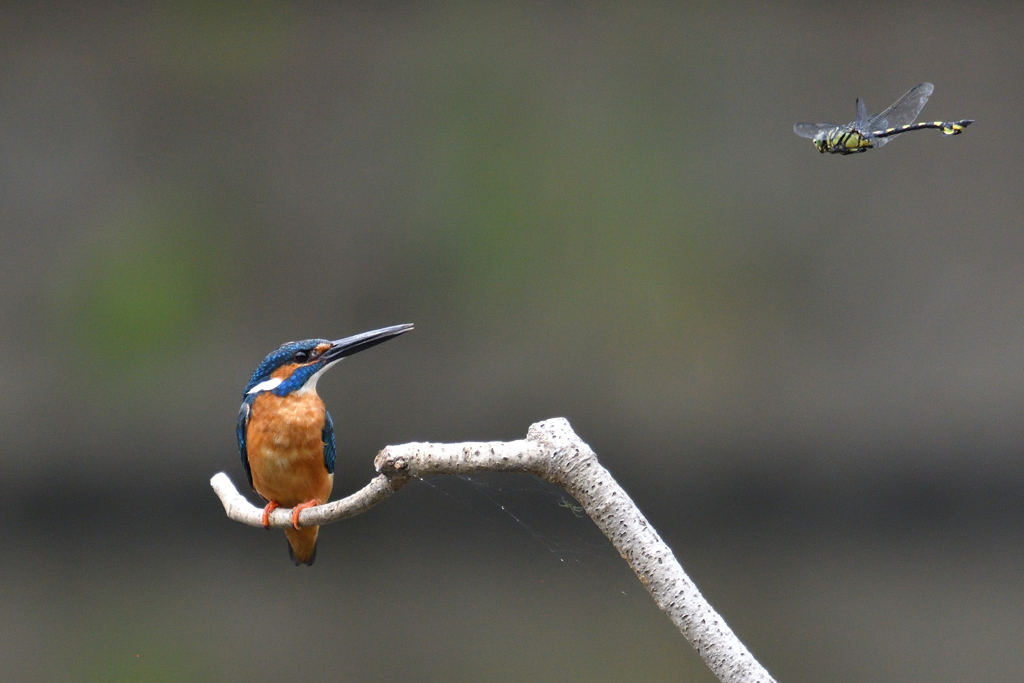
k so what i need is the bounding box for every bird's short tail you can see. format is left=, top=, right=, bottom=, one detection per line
left=285, top=526, right=319, bottom=566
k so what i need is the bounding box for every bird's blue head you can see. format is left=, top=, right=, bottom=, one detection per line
left=243, top=323, right=413, bottom=398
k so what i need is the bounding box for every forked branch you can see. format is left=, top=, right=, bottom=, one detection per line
left=210, top=417, right=777, bottom=683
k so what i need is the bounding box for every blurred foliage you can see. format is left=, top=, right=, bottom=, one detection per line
left=76, top=635, right=217, bottom=683
left=59, top=192, right=226, bottom=374
left=405, top=25, right=805, bottom=363
left=142, top=0, right=297, bottom=79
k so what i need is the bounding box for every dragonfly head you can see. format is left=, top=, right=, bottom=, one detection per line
left=812, top=132, right=830, bottom=154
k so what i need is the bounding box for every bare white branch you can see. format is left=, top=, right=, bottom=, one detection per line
left=210, top=471, right=405, bottom=528
left=210, top=417, right=776, bottom=683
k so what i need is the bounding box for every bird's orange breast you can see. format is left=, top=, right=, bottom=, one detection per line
left=246, top=392, right=333, bottom=507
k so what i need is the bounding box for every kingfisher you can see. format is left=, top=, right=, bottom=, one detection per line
left=237, top=323, right=413, bottom=566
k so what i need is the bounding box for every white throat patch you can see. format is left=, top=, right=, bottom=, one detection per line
left=293, top=359, right=341, bottom=396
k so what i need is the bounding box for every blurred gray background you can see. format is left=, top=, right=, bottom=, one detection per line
left=1, top=2, right=1022, bottom=681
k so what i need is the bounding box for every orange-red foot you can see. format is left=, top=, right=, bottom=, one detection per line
left=291, top=500, right=319, bottom=529
left=261, top=501, right=281, bottom=528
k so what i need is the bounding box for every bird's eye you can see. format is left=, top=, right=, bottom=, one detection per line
left=293, top=350, right=310, bottom=363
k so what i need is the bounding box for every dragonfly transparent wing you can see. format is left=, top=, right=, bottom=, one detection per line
left=868, top=83, right=934, bottom=135
left=855, top=98, right=871, bottom=133
left=793, top=122, right=836, bottom=139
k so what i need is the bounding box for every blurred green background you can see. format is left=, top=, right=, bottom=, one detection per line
left=1, top=2, right=1022, bottom=681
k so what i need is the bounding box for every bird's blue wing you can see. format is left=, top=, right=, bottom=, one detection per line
left=237, top=398, right=255, bottom=489
left=323, top=409, right=336, bottom=474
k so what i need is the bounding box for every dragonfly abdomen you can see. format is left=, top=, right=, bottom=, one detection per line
left=872, top=119, right=974, bottom=140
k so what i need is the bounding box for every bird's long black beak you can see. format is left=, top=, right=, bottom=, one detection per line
left=320, top=323, right=414, bottom=364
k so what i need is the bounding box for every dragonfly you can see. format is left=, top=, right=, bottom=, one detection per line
left=794, top=83, right=973, bottom=155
